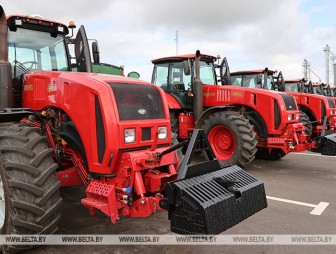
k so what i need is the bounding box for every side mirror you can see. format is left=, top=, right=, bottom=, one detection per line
left=277, top=71, right=285, bottom=92
left=127, top=71, right=140, bottom=79
left=183, top=60, right=190, bottom=75
left=92, top=41, right=100, bottom=64
left=220, top=57, right=231, bottom=85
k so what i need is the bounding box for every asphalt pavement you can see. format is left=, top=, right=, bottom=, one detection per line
left=25, top=151, right=336, bottom=254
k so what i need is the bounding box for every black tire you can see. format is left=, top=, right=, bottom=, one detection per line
left=170, top=111, right=179, bottom=136
left=300, top=110, right=312, bottom=136
left=200, top=111, right=257, bottom=168
left=169, top=111, right=184, bottom=162
left=0, top=122, right=62, bottom=253
left=255, top=148, right=286, bottom=160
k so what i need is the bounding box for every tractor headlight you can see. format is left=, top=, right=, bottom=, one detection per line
left=296, top=113, right=300, bottom=120
left=124, top=128, right=135, bottom=143
left=288, top=114, right=292, bottom=121
left=158, top=126, right=168, bottom=140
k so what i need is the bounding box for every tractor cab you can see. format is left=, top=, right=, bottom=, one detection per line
left=323, top=84, right=332, bottom=96
left=284, top=79, right=307, bottom=93
left=6, top=15, right=98, bottom=108
left=332, top=87, right=336, bottom=97
left=307, top=82, right=332, bottom=97
left=230, top=68, right=285, bottom=91
left=151, top=54, right=218, bottom=109
left=311, top=83, right=324, bottom=95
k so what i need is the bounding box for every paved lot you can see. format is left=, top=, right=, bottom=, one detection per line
left=27, top=152, right=336, bottom=254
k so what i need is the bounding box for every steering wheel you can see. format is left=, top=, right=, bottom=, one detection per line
left=22, top=61, right=38, bottom=69
left=13, top=60, right=29, bottom=75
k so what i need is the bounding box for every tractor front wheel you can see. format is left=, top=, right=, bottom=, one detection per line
left=300, top=110, right=312, bottom=137
left=0, top=122, right=62, bottom=253
left=200, top=111, right=257, bottom=168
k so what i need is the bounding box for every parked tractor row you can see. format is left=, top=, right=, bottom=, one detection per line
left=0, top=6, right=267, bottom=253
left=151, top=54, right=336, bottom=162
left=229, top=68, right=336, bottom=155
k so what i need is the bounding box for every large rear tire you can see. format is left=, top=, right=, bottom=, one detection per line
left=0, top=122, right=62, bottom=253
left=200, top=111, right=257, bottom=168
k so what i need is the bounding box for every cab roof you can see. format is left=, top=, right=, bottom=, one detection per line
left=7, top=14, right=69, bottom=35
left=285, top=79, right=305, bottom=83
left=152, top=53, right=217, bottom=64
left=231, top=69, right=276, bottom=75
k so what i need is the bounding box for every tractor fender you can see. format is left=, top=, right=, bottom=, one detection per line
left=243, top=109, right=268, bottom=138
left=59, top=120, right=88, bottom=168
left=195, top=106, right=235, bottom=128
left=165, top=93, right=183, bottom=109
left=195, top=106, right=268, bottom=138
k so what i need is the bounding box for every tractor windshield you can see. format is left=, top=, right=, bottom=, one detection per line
left=152, top=60, right=216, bottom=92
left=8, top=27, right=69, bottom=77
left=231, top=73, right=272, bottom=89
left=284, top=82, right=299, bottom=92
left=313, top=85, right=322, bottom=95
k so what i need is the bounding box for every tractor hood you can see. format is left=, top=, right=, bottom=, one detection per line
left=203, top=84, right=298, bottom=111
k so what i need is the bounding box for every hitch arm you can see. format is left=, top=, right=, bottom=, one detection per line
left=156, top=140, right=189, bottom=159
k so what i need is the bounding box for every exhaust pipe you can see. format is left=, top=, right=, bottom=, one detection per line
left=0, top=5, right=13, bottom=110
left=193, top=50, right=203, bottom=120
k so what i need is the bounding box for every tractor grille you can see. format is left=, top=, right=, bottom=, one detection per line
left=142, top=127, right=151, bottom=141
left=109, top=83, right=164, bottom=121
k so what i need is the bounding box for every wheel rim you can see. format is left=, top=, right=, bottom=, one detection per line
left=208, top=125, right=236, bottom=160
left=0, top=175, right=5, bottom=230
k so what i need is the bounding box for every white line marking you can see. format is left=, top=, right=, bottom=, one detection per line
left=290, top=152, right=335, bottom=157
left=310, top=202, right=330, bottom=215
left=266, top=196, right=329, bottom=216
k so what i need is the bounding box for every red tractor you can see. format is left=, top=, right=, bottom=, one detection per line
left=304, top=82, right=336, bottom=104
left=0, top=6, right=267, bottom=252
left=230, top=69, right=336, bottom=153
left=151, top=54, right=310, bottom=161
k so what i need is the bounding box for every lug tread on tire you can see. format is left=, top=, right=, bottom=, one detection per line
left=201, top=111, right=258, bottom=168
left=0, top=122, right=62, bottom=253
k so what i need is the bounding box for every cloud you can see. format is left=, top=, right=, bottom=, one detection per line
left=2, top=0, right=335, bottom=83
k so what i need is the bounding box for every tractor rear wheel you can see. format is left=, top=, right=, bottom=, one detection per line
left=200, top=111, right=257, bottom=168
left=300, top=110, right=312, bottom=136
left=255, top=148, right=286, bottom=160
left=0, top=122, right=62, bottom=253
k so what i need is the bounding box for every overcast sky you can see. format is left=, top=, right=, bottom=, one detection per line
left=2, top=0, right=336, bottom=84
